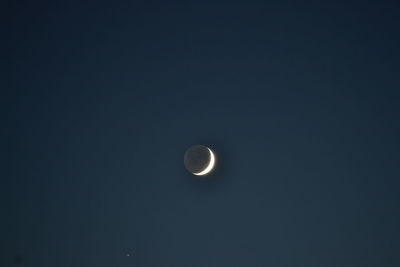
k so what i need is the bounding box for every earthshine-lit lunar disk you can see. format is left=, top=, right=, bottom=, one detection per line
left=184, top=145, right=216, bottom=176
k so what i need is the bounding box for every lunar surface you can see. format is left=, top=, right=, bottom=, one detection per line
left=184, top=145, right=216, bottom=176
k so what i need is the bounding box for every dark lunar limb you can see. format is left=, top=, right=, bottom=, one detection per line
left=184, top=145, right=211, bottom=174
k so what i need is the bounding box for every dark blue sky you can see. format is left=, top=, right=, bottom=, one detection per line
left=3, top=1, right=400, bottom=266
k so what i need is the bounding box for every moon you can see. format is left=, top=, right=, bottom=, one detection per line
left=184, top=145, right=216, bottom=176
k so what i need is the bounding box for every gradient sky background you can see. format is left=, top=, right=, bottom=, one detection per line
left=3, top=0, right=400, bottom=266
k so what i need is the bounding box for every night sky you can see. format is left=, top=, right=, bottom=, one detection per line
left=3, top=1, right=400, bottom=266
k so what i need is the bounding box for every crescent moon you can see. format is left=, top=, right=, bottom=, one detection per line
left=193, top=148, right=216, bottom=176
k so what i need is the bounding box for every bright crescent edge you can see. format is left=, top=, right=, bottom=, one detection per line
left=193, top=148, right=215, bottom=176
